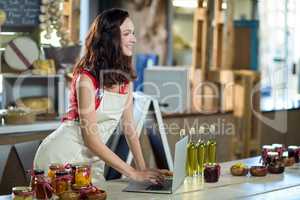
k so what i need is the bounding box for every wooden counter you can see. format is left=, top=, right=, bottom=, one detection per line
left=0, top=121, right=61, bottom=194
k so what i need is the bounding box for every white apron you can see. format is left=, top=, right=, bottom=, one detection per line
left=34, top=89, right=128, bottom=181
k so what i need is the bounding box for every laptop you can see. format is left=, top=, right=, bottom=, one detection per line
left=123, top=135, right=188, bottom=194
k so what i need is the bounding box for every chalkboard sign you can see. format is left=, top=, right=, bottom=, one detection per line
left=0, top=0, right=41, bottom=29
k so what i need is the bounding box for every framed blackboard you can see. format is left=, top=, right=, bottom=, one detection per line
left=0, top=0, right=41, bottom=31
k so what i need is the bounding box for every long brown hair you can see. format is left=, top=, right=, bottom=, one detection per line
left=74, top=8, right=136, bottom=87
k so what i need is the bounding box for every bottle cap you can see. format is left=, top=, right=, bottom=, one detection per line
left=199, top=126, right=205, bottom=134
left=210, top=125, right=216, bottom=133
left=190, top=127, right=196, bottom=135
left=179, top=129, right=186, bottom=138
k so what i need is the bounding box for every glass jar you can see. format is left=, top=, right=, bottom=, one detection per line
left=48, top=163, right=64, bottom=180
left=86, top=189, right=107, bottom=200
left=261, top=145, right=275, bottom=165
left=30, top=170, right=52, bottom=199
left=75, top=164, right=92, bottom=187
left=48, top=163, right=64, bottom=193
left=71, top=165, right=77, bottom=185
left=283, top=151, right=295, bottom=166
left=12, top=187, right=34, bottom=200
left=267, top=151, right=285, bottom=174
left=59, top=191, right=80, bottom=200
left=75, top=186, right=106, bottom=200
left=266, top=152, right=283, bottom=166
left=203, top=163, right=221, bottom=183
left=30, top=169, right=44, bottom=190
left=55, top=171, right=71, bottom=195
left=288, top=145, right=300, bottom=163
left=272, top=144, right=284, bottom=156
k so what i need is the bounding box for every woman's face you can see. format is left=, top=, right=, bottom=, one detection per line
left=120, top=17, right=136, bottom=56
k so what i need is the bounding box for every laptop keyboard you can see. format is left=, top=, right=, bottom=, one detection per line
left=146, top=179, right=173, bottom=191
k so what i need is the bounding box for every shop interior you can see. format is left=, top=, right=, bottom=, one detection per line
left=0, top=0, right=300, bottom=199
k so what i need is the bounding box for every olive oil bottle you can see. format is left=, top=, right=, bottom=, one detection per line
left=180, top=129, right=190, bottom=176
left=207, top=125, right=217, bottom=164
left=186, top=128, right=198, bottom=176
left=197, top=126, right=206, bottom=174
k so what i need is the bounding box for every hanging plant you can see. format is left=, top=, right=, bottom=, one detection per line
left=39, top=0, right=70, bottom=46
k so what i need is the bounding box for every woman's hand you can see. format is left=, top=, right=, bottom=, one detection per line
left=129, top=169, right=165, bottom=184
left=157, top=169, right=173, bottom=177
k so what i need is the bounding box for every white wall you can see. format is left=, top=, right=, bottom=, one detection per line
left=234, top=0, right=252, bottom=20
left=173, top=14, right=193, bottom=46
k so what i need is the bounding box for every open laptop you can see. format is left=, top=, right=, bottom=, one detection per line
left=123, top=135, right=188, bottom=194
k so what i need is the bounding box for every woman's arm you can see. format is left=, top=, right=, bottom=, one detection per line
left=122, top=83, right=146, bottom=171
left=77, top=75, right=163, bottom=183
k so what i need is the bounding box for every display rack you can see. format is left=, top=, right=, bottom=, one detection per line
left=0, top=73, right=66, bottom=118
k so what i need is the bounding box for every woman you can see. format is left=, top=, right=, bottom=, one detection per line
left=34, top=8, right=165, bottom=184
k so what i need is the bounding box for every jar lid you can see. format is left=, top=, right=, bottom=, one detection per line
left=267, top=152, right=279, bottom=156
left=204, top=163, right=219, bottom=168
left=56, top=170, right=68, bottom=176
left=272, top=144, right=283, bottom=148
left=12, top=186, right=34, bottom=196
left=34, top=169, right=44, bottom=175
left=49, top=163, right=63, bottom=170
left=71, top=162, right=90, bottom=168
left=262, top=145, right=274, bottom=150
left=76, top=163, right=91, bottom=169
left=288, top=145, right=298, bottom=150
left=282, top=151, right=289, bottom=157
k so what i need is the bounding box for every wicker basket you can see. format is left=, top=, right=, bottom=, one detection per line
left=87, top=190, right=107, bottom=200
left=5, top=109, right=36, bottom=125
left=16, top=97, right=54, bottom=115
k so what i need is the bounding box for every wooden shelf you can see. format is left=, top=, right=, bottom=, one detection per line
left=0, top=73, right=63, bottom=78
left=0, top=120, right=61, bottom=135
left=62, top=0, right=80, bottom=43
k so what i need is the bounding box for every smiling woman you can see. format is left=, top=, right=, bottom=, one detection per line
left=120, top=18, right=136, bottom=57
left=33, top=8, right=167, bottom=185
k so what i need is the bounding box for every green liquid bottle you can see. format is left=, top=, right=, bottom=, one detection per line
left=180, top=129, right=190, bottom=176
left=197, top=126, right=206, bottom=174
left=180, top=129, right=193, bottom=177
left=207, top=140, right=216, bottom=164
left=197, top=142, right=206, bottom=174
left=187, top=142, right=198, bottom=176
left=186, top=128, right=198, bottom=176
left=207, top=125, right=217, bottom=164
left=186, top=142, right=192, bottom=176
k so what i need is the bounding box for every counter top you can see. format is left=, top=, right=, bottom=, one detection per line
left=94, top=157, right=300, bottom=200
left=1, top=157, right=300, bottom=199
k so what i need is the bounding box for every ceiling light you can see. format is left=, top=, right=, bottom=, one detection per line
left=221, top=2, right=227, bottom=10
left=172, top=0, right=198, bottom=8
